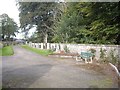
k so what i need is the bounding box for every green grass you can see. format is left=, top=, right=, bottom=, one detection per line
left=22, top=45, right=53, bottom=56
left=0, top=46, right=14, bottom=56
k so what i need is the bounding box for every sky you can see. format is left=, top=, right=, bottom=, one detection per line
left=0, top=0, right=36, bottom=39
left=0, top=0, right=20, bottom=25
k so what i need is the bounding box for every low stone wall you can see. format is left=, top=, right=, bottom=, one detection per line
left=27, top=42, right=120, bottom=60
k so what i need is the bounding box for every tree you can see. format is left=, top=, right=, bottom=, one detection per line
left=53, top=2, right=120, bottom=44
left=77, top=2, right=120, bottom=44
left=0, top=13, right=18, bottom=41
left=53, top=3, right=88, bottom=43
left=18, top=2, right=62, bottom=44
left=0, top=15, right=2, bottom=41
left=18, top=2, right=120, bottom=45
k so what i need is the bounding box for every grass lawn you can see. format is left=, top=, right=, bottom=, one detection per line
left=22, top=45, right=53, bottom=56
left=0, top=46, right=14, bottom=56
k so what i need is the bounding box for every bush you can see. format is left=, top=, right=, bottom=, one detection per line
left=100, top=48, right=108, bottom=63
left=89, top=48, right=96, bottom=60
left=108, top=49, right=119, bottom=65
left=48, top=49, right=54, bottom=54
left=89, top=48, right=96, bottom=54
left=64, top=45, right=70, bottom=53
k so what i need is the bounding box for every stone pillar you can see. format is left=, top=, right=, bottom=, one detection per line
left=55, top=44, right=60, bottom=53
left=47, top=43, right=50, bottom=49
left=36, top=43, right=39, bottom=48
left=41, top=43, right=43, bottom=49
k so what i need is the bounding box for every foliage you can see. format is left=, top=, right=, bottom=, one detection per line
left=18, top=2, right=62, bottom=43
left=28, top=31, right=42, bottom=43
left=63, top=45, right=70, bottom=53
left=0, top=46, right=14, bottom=56
left=0, top=14, right=18, bottom=42
left=53, top=2, right=120, bottom=44
left=100, top=48, right=108, bottom=63
left=48, top=49, right=54, bottom=53
left=99, top=48, right=119, bottom=64
left=17, top=2, right=120, bottom=45
left=53, top=3, right=86, bottom=43
left=108, top=49, right=119, bottom=65
left=77, top=2, right=120, bottom=44
left=89, top=48, right=96, bottom=54
left=89, top=48, right=96, bottom=59
left=22, top=45, right=53, bottom=56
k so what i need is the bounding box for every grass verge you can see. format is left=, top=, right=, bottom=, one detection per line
left=21, top=45, right=53, bottom=56
left=0, top=46, right=14, bottom=56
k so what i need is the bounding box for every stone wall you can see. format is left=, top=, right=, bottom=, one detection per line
left=27, top=42, right=120, bottom=60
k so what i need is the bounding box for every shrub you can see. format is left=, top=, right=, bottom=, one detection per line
left=100, top=48, right=108, bottom=63
left=108, top=49, right=119, bottom=65
left=64, top=45, right=70, bottom=53
left=89, top=48, right=96, bottom=60
left=48, top=49, right=54, bottom=54
left=89, top=48, right=96, bottom=54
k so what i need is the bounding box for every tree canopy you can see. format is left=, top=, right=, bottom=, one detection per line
left=18, top=2, right=62, bottom=43
left=18, top=2, right=120, bottom=45
left=0, top=13, right=18, bottom=41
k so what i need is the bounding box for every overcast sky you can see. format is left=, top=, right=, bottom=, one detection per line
left=0, top=0, right=36, bottom=39
left=0, top=0, right=20, bottom=25
left=0, top=0, right=23, bottom=39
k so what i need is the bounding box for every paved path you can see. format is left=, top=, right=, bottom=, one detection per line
left=2, top=46, right=118, bottom=88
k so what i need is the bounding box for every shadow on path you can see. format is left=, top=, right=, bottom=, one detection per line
left=2, top=64, right=52, bottom=88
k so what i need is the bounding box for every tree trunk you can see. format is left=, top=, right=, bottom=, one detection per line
left=44, top=32, right=48, bottom=49
left=44, top=33, right=48, bottom=43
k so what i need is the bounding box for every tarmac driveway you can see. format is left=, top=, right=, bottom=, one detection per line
left=2, top=46, right=118, bottom=88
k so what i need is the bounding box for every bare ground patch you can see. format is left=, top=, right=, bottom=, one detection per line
left=75, top=63, right=120, bottom=87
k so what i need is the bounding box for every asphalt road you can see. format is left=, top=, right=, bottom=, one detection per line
left=2, top=46, right=118, bottom=88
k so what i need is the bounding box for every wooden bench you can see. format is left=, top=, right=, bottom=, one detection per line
left=76, top=52, right=94, bottom=63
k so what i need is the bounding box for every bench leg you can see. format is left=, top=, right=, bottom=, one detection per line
left=89, top=57, right=92, bottom=63
left=85, top=58, right=88, bottom=63
left=76, top=56, right=82, bottom=61
left=76, top=56, right=78, bottom=61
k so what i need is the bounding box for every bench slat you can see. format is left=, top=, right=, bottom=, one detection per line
left=81, top=52, right=94, bottom=59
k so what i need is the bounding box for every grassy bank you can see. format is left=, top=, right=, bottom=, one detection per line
left=22, top=45, right=53, bottom=56
left=0, top=46, right=14, bottom=56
